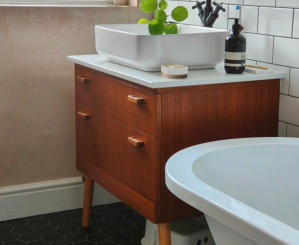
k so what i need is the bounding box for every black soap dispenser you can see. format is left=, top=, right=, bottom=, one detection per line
left=225, top=18, right=246, bottom=74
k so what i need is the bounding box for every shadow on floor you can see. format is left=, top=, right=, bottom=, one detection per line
left=0, top=202, right=145, bottom=245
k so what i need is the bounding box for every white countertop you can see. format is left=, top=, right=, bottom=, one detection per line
left=67, top=54, right=285, bottom=89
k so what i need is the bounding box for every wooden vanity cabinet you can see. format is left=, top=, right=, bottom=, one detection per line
left=74, top=64, right=280, bottom=233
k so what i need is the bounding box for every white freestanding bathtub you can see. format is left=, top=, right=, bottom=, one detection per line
left=165, top=138, right=299, bottom=245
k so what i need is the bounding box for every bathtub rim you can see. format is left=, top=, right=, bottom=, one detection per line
left=165, top=137, right=299, bottom=245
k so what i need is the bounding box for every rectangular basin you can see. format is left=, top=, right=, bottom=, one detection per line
left=95, top=24, right=229, bottom=71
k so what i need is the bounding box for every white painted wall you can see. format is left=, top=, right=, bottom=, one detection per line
left=171, top=0, right=299, bottom=137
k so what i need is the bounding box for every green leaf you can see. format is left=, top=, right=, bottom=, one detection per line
left=140, top=0, right=157, bottom=13
left=155, top=9, right=167, bottom=23
left=159, top=0, right=168, bottom=10
left=164, top=23, right=178, bottom=34
left=138, top=18, right=149, bottom=24
left=171, top=6, right=188, bottom=22
left=148, top=19, right=164, bottom=35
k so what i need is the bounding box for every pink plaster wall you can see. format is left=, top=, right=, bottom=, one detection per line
left=0, top=7, right=146, bottom=187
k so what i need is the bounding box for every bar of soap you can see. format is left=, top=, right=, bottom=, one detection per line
left=245, top=64, right=273, bottom=74
left=161, top=64, right=188, bottom=79
left=245, top=67, right=273, bottom=74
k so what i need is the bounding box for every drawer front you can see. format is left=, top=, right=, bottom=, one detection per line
left=76, top=108, right=160, bottom=202
left=75, top=65, right=160, bottom=137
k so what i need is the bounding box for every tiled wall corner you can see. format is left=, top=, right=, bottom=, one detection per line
left=173, top=0, right=299, bottom=137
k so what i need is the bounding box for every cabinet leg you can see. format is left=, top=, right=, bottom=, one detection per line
left=158, top=223, right=171, bottom=245
left=82, top=176, right=94, bottom=227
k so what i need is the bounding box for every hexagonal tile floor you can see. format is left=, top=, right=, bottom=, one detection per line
left=0, top=202, right=145, bottom=245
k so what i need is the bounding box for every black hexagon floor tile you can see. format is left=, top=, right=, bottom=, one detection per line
left=0, top=203, right=145, bottom=245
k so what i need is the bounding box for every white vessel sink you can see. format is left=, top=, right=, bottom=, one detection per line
left=95, top=24, right=229, bottom=71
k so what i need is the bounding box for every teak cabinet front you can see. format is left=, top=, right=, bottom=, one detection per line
left=74, top=65, right=280, bottom=224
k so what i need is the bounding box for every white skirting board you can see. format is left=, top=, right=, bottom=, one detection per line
left=0, top=177, right=119, bottom=221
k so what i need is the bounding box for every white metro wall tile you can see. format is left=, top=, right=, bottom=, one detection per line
left=165, top=0, right=178, bottom=22
left=179, top=2, right=202, bottom=25
left=244, top=0, right=275, bottom=6
left=229, top=5, right=241, bottom=18
left=228, top=18, right=234, bottom=30
left=293, top=10, right=299, bottom=38
left=213, top=4, right=228, bottom=29
left=258, top=7, right=293, bottom=37
left=258, top=62, right=290, bottom=94
left=279, top=94, right=299, bottom=126
left=177, top=0, right=299, bottom=129
left=289, top=69, right=299, bottom=97
left=278, top=121, right=287, bottom=137
left=241, top=6, right=258, bottom=33
left=222, top=0, right=243, bottom=4
left=287, top=124, right=299, bottom=137
left=276, top=0, right=299, bottom=8
left=244, top=33, right=273, bottom=63
left=274, top=37, right=299, bottom=68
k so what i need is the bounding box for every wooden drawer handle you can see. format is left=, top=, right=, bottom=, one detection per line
left=77, top=111, right=91, bottom=120
left=128, top=95, right=145, bottom=105
left=77, top=76, right=90, bottom=84
left=128, top=136, right=144, bottom=147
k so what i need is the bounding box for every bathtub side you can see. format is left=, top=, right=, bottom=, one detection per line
left=206, top=216, right=262, bottom=245
left=166, top=138, right=299, bottom=245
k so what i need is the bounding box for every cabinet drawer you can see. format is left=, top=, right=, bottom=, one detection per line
left=75, top=66, right=160, bottom=137
left=76, top=108, right=160, bottom=202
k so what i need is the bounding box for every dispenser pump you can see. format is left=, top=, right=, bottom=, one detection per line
left=232, top=18, right=243, bottom=35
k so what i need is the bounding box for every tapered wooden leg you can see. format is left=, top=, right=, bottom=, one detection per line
left=82, top=176, right=94, bottom=227
left=158, top=223, right=171, bottom=245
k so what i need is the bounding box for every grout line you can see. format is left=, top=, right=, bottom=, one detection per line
left=243, top=31, right=294, bottom=39
left=272, top=35, right=275, bottom=63
left=257, top=60, right=299, bottom=70
left=279, top=120, right=299, bottom=129
left=257, top=6, right=259, bottom=33
left=288, top=68, right=291, bottom=95
left=220, top=2, right=297, bottom=9
left=291, top=8, right=295, bottom=38
left=280, top=93, right=299, bottom=99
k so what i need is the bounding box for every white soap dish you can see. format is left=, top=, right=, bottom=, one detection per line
left=161, top=64, right=188, bottom=79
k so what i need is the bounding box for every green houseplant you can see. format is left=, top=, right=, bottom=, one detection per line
left=138, top=0, right=188, bottom=35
